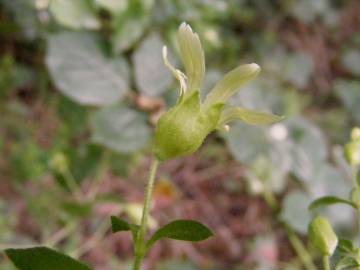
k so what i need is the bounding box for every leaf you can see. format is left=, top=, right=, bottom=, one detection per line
left=61, top=200, right=92, bottom=217
left=283, top=52, right=314, bottom=88
left=309, top=196, right=355, bottom=210
left=337, top=239, right=357, bottom=254
left=341, top=50, right=360, bottom=76
left=95, top=0, right=127, bottom=14
left=111, top=0, right=153, bottom=53
left=133, top=34, right=173, bottom=96
left=111, top=216, right=139, bottom=240
left=335, top=256, right=360, bottom=270
left=90, top=104, right=151, bottom=153
left=218, top=106, right=283, bottom=127
left=111, top=216, right=131, bottom=232
left=280, top=190, right=312, bottom=234
left=46, top=32, right=129, bottom=106
left=49, top=0, right=100, bottom=30
left=5, top=247, right=92, bottom=270
left=146, top=220, right=213, bottom=250
left=335, top=80, right=360, bottom=123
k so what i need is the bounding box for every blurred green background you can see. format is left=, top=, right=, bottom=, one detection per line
left=0, top=0, right=359, bottom=269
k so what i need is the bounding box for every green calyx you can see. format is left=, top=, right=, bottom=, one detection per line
left=155, top=91, right=223, bottom=161
left=154, top=22, right=283, bottom=161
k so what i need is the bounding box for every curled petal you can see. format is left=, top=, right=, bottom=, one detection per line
left=162, top=46, right=187, bottom=95
left=204, top=63, right=260, bottom=107
left=177, top=22, right=205, bottom=96
left=217, top=106, right=284, bottom=128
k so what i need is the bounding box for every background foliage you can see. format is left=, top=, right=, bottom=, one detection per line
left=0, top=0, right=359, bottom=269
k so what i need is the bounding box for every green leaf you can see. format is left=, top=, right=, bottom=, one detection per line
left=218, top=106, right=283, bottom=127
left=95, top=0, right=127, bottom=14
left=49, top=0, right=100, bottom=30
left=337, top=239, right=357, bottom=254
left=335, top=256, right=360, bottom=270
left=111, top=215, right=131, bottom=232
left=283, top=52, right=314, bottom=88
left=341, top=49, right=360, bottom=76
left=46, top=32, right=129, bottom=106
left=90, top=104, right=151, bottom=153
left=133, top=33, right=173, bottom=96
left=146, top=219, right=213, bottom=250
left=61, top=200, right=92, bottom=217
left=5, top=247, right=92, bottom=270
left=111, top=216, right=139, bottom=240
left=309, top=196, right=355, bottom=210
left=335, top=80, right=360, bottom=123
left=204, top=63, right=260, bottom=107
left=280, top=191, right=312, bottom=234
left=177, top=23, right=205, bottom=95
left=111, top=0, right=153, bottom=53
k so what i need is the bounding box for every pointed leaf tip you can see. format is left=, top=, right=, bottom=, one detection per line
left=146, top=219, right=214, bottom=250
left=5, top=247, right=92, bottom=270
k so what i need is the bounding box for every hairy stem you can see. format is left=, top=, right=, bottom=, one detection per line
left=133, top=158, right=159, bottom=270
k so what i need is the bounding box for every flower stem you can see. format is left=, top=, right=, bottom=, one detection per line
left=133, top=158, right=159, bottom=270
left=323, top=255, right=330, bottom=270
left=286, top=225, right=317, bottom=270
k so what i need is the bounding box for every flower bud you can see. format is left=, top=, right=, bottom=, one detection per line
left=308, top=216, right=338, bottom=256
left=154, top=91, right=223, bottom=161
left=345, top=127, right=360, bottom=166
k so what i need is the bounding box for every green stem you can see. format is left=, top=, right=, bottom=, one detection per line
left=323, top=255, right=330, bottom=270
left=133, top=158, right=159, bottom=270
left=286, top=226, right=317, bottom=270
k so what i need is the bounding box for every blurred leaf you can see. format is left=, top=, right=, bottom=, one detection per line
left=46, top=32, right=128, bottom=106
left=291, top=0, right=330, bottom=23
left=309, top=196, right=355, bottom=210
left=335, top=80, right=360, bottom=123
left=225, top=122, right=270, bottom=164
left=335, top=256, right=360, bottom=270
left=5, top=247, right=92, bottom=270
left=95, top=0, right=127, bottom=14
left=61, top=200, right=92, bottom=217
left=341, top=50, right=360, bottom=76
left=111, top=0, right=153, bottom=53
left=286, top=116, right=327, bottom=182
left=337, top=239, right=357, bottom=254
left=281, top=191, right=312, bottom=234
left=146, top=220, right=213, bottom=249
left=133, top=33, right=173, bottom=96
left=90, top=105, right=151, bottom=153
left=157, top=260, right=198, bottom=270
left=49, top=0, right=100, bottom=30
left=283, top=52, right=314, bottom=88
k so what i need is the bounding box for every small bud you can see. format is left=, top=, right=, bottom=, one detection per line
left=345, top=127, right=360, bottom=166
left=308, top=216, right=338, bottom=256
left=49, top=152, right=68, bottom=174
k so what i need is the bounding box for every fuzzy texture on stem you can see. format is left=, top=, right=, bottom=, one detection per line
left=133, top=158, right=159, bottom=270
